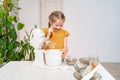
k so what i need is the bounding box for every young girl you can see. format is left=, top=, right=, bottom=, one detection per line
left=41, top=11, right=70, bottom=59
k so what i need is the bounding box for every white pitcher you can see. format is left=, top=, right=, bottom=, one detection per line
left=32, top=49, right=45, bottom=66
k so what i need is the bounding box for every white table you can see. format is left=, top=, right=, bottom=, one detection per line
left=0, top=61, right=115, bottom=80
left=0, top=61, right=76, bottom=80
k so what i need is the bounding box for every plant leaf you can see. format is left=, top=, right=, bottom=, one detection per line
left=0, top=58, right=4, bottom=64
left=14, top=16, right=17, bottom=22
left=17, top=22, right=24, bottom=30
left=0, top=8, right=6, bottom=18
left=7, top=16, right=14, bottom=22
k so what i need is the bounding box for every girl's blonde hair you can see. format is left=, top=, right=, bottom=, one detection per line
left=48, top=11, right=65, bottom=27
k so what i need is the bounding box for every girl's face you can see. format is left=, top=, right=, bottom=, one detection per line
left=50, top=19, right=64, bottom=32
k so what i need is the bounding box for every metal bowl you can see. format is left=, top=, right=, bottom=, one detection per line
left=79, top=57, right=90, bottom=65
left=65, top=58, right=77, bottom=66
left=73, top=62, right=87, bottom=72
left=73, top=72, right=82, bottom=80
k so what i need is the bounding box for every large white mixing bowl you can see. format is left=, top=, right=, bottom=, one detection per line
left=44, top=49, right=63, bottom=66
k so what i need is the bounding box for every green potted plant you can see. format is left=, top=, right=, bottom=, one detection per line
left=0, top=0, right=34, bottom=67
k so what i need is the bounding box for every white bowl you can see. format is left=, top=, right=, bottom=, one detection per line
left=44, top=49, right=62, bottom=66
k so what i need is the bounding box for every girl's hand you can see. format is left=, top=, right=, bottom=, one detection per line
left=48, top=27, right=53, bottom=33
left=47, top=28, right=53, bottom=39
left=61, top=47, right=68, bottom=59
left=41, top=42, right=48, bottom=49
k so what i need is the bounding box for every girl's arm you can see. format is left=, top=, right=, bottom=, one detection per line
left=62, top=36, right=68, bottom=59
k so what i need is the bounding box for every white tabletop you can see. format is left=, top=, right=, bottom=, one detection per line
left=0, top=61, right=115, bottom=80
left=0, top=61, right=76, bottom=80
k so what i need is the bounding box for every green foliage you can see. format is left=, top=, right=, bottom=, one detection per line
left=17, top=22, right=24, bottom=30
left=18, top=30, right=35, bottom=61
left=0, top=0, right=35, bottom=64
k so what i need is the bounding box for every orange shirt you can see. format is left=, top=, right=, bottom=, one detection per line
left=41, top=28, right=69, bottom=49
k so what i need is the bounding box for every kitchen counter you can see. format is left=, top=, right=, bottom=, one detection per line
left=0, top=61, right=116, bottom=80
left=0, top=61, right=76, bottom=80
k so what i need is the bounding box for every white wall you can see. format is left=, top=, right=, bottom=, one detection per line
left=64, top=0, right=120, bottom=62
left=19, top=0, right=120, bottom=62
left=18, top=0, right=40, bottom=40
